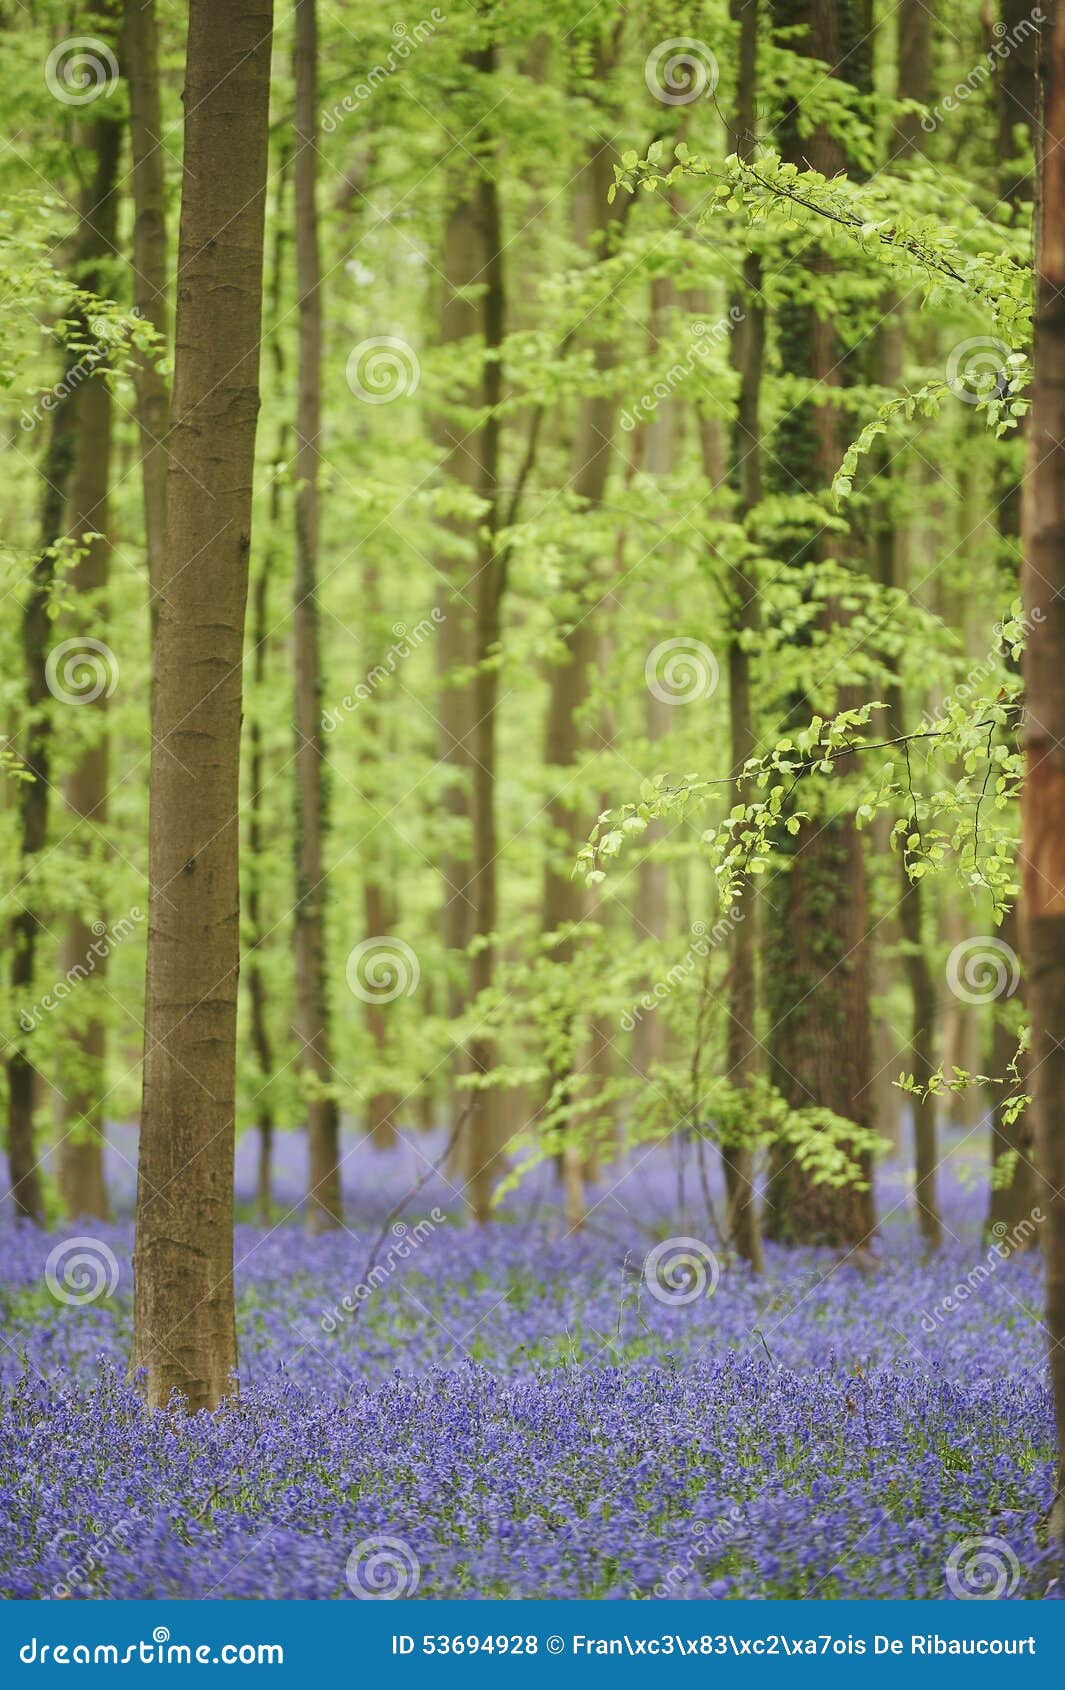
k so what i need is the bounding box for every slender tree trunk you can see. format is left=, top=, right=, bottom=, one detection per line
left=433, top=182, right=479, bottom=1138
left=293, top=0, right=341, bottom=1231
left=763, top=0, right=876, bottom=1247
left=245, top=161, right=289, bottom=1229
left=988, top=0, right=1039, bottom=1234
left=877, top=0, right=940, bottom=1246
left=131, top=0, right=274, bottom=1412
left=123, top=0, right=169, bottom=616
left=465, top=46, right=505, bottom=1222
left=57, top=92, right=122, bottom=1221
left=6, top=10, right=123, bottom=1221
left=247, top=563, right=276, bottom=1226
left=541, top=87, right=626, bottom=1223
left=720, top=0, right=765, bottom=1271
left=1021, top=0, right=1065, bottom=1548
left=362, top=565, right=399, bottom=1148
left=7, top=388, right=76, bottom=1225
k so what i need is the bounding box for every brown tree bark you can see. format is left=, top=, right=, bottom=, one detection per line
left=6, top=13, right=121, bottom=1223
left=877, top=0, right=940, bottom=1246
left=720, top=0, right=766, bottom=1272
left=988, top=0, right=1039, bottom=1235
left=123, top=0, right=169, bottom=616
left=465, top=45, right=505, bottom=1224
left=131, top=0, right=274, bottom=1412
left=541, top=60, right=627, bottom=1225
left=57, top=85, right=123, bottom=1222
left=1021, top=0, right=1065, bottom=1548
left=292, top=0, right=341, bottom=1231
left=763, top=0, right=876, bottom=1247
left=361, top=562, right=400, bottom=1149
left=246, top=561, right=276, bottom=1226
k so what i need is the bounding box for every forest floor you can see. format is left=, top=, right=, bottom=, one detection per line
left=0, top=1127, right=1055, bottom=1599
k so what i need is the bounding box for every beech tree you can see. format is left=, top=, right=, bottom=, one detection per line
left=131, top=0, right=274, bottom=1411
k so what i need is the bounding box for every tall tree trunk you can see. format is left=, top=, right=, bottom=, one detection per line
left=6, top=8, right=122, bottom=1222
left=131, top=0, right=274, bottom=1412
left=763, top=0, right=876, bottom=1247
left=989, top=0, right=1039, bottom=1235
left=541, top=75, right=626, bottom=1225
left=123, top=0, right=169, bottom=616
left=245, top=160, right=289, bottom=1229
left=877, top=0, right=940, bottom=1246
left=361, top=563, right=400, bottom=1149
left=433, top=182, right=479, bottom=1136
left=7, top=389, right=76, bottom=1225
left=721, top=0, right=765, bottom=1271
left=465, top=44, right=505, bottom=1223
left=246, top=562, right=276, bottom=1226
left=57, top=87, right=123, bottom=1222
left=293, top=0, right=341, bottom=1231
left=1021, top=0, right=1065, bottom=1549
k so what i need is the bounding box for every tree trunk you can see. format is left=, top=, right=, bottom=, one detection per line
left=987, top=0, right=1039, bottom=1233
left=123, top=0, right=169, bottom=617
left=763, top=0, right=876, bottom=1247
left=292, top=0, right=341, bottom=1231
left=57, top=91, right=122, bottom=1222
left=721, top=0, right=765, bottom=1272
left=7, top=12, right=122, bottom=1222
left=246, top=562, right=276, bottom=1227
left=131, top=0, right=274, bottom=1412
left=541, top=81, right=626, bottom=1219
left=465, top=46, right=505, bottom=1223
left=877, top=0, right=940, bottom=1246
left=1020, top=0, right=1065, bottom=1548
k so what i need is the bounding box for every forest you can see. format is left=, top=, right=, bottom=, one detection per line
left=0, top=0, right=1064, bottom=1609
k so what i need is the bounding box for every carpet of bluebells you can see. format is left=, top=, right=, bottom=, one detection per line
left=0, top=1122, right=1057, bottom=1600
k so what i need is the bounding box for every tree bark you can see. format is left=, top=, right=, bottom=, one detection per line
left=123, top=0, right=169, bottom=618
left=721, top=0, right=766, bottom=1272
left=465, top=45, right=505, bottom=1223
left=877, top=0, right=940, bottom=1246
left=988, top=0, right=1039, bottom=1234
left=1021, top=0, right=1065, bottom=1548
left=541, top=67, right=627, bottom=1221
left=131, top=0, right=274, bottom=1412
left=763, top=0, right=876, bottom=1247
left=292, top=0, right=341, bottom=1231
left=57, top=90, right=122, bottom=1222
